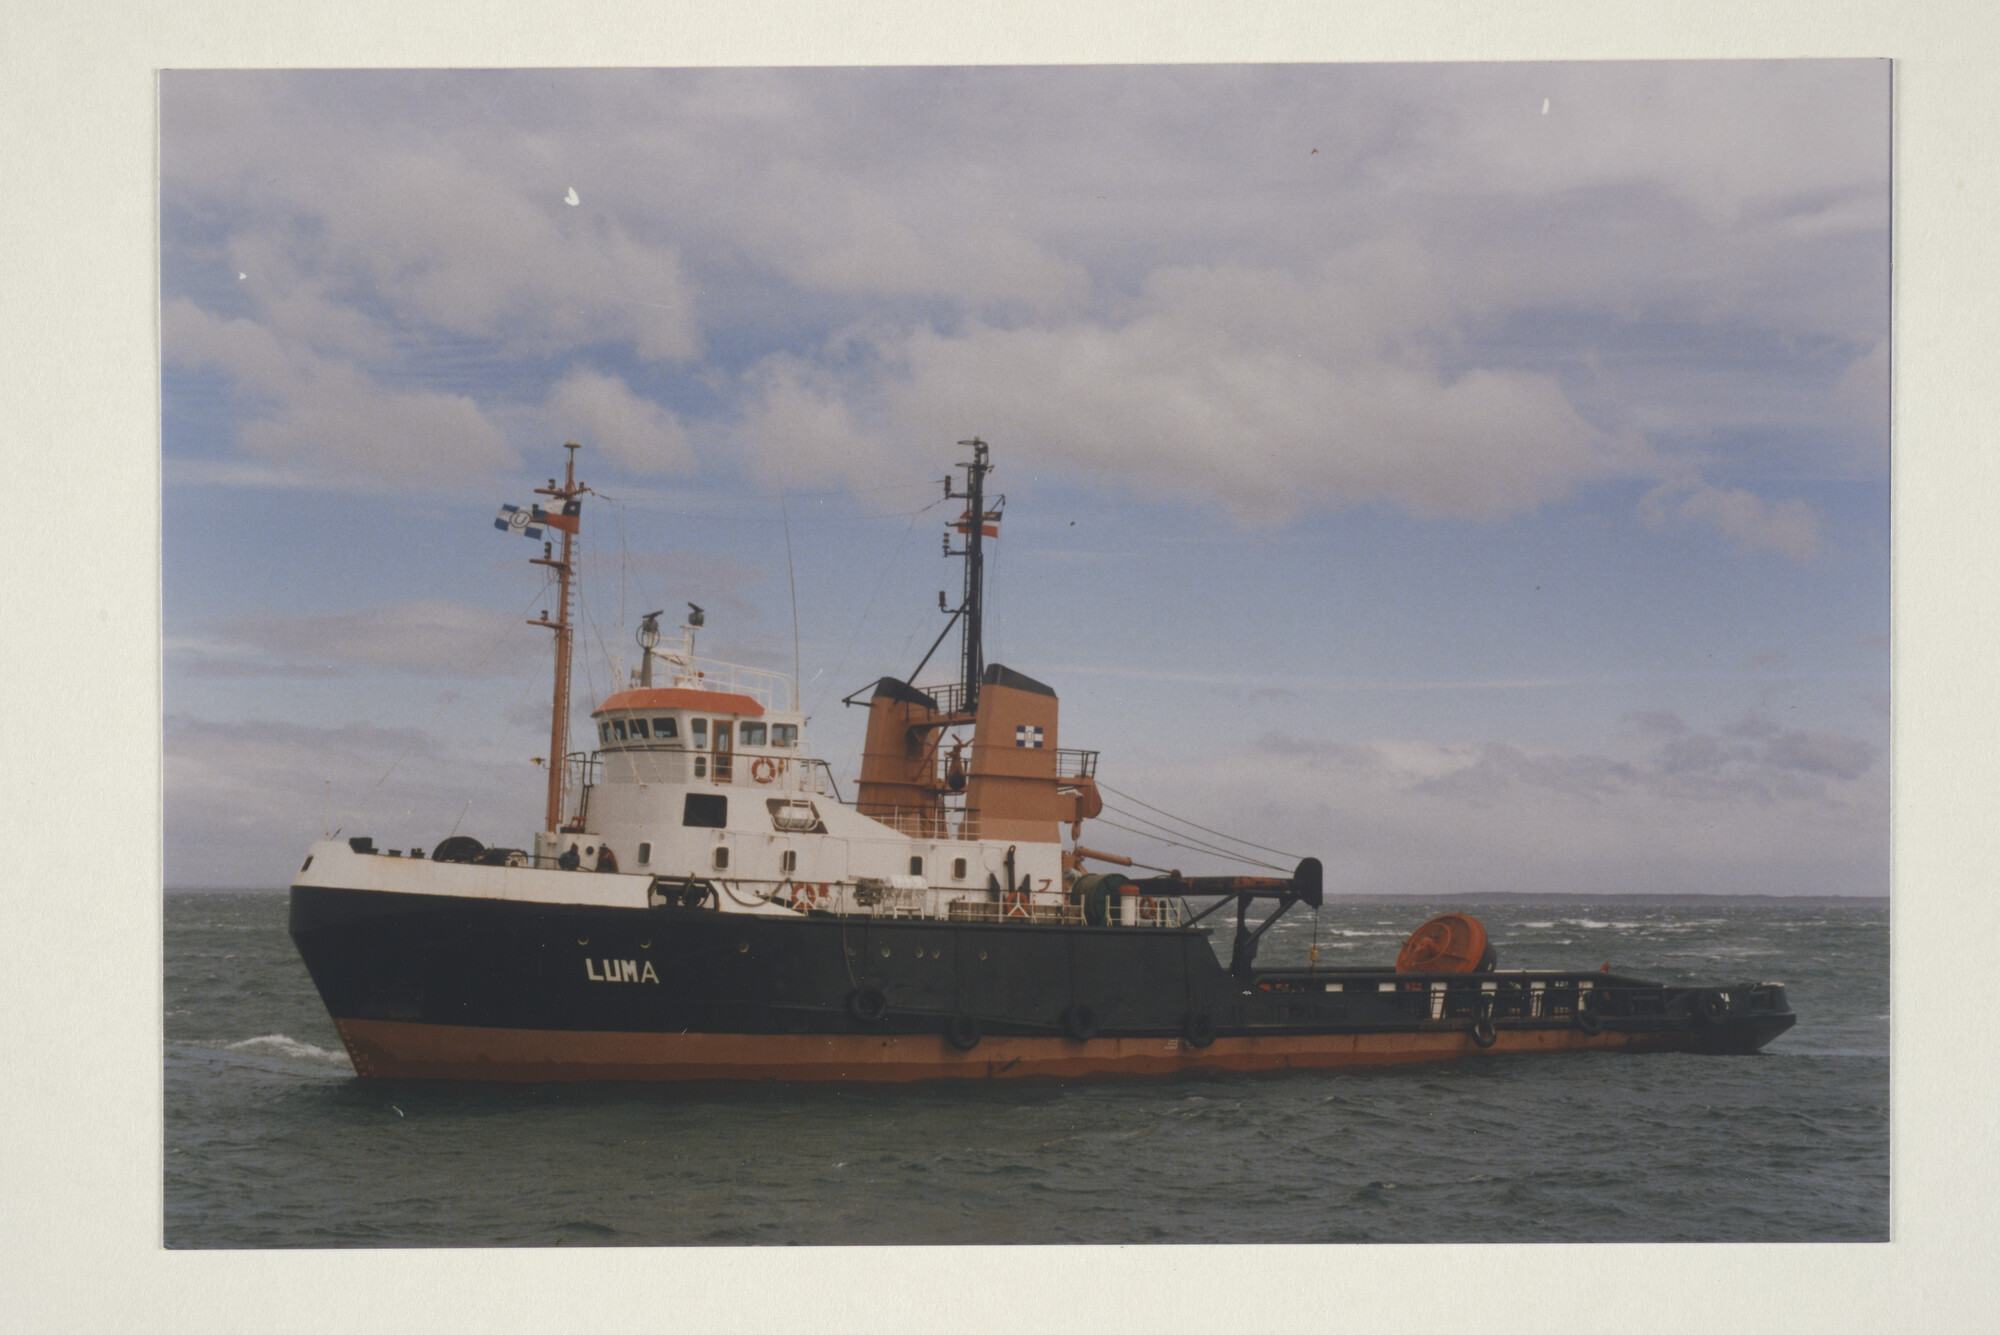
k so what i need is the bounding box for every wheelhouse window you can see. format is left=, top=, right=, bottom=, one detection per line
left=598, top=722, right=611, bottom=744
left=739, top=721, right=767, bottom=747
left=653, top=717, right=677, bottom=739
left=683, top=793, right=727, bottom=828
left=691, top=719, right=707, bottom=746
left=771, top=723, right=799, bottom=748
left=613, top=719, right=628, bottom=741
left=629, top=718, right=650, bottom=740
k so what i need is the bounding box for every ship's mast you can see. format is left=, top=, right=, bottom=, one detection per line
left=946, top=437, right=993, bottom=712
left=529, top=442, right=584, bottom=832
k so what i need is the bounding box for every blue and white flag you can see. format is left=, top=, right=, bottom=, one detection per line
left=1015, top=724, right=1044, bottom=749
left=495, top=503, right=545, bottom=539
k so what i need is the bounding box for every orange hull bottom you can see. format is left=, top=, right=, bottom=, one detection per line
left=333, top=1019, right=1688, bottom=1083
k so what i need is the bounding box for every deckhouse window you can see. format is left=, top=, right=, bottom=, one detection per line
left=781, top=849, right=797, bottom=874
left=637, top=842, right=651, bottom=864
left=613, top=719, right=628, bottom=741
left=771, top=723, right=798, bottom=748
left=691, top=719, right=707, bottom=746
left=740, top=721, right=767, bottom=746
left=598, top=722, right=611, bottom=744
left=683, top=793, right=727, bottom=828
left=653, top=717, right=677, bottom=739
left=630, top=718, right=650, bottom=739
left=910, top=856, right=924, bottom=876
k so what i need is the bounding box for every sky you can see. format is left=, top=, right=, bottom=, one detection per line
left=160, top=64, right=1889, bottom=894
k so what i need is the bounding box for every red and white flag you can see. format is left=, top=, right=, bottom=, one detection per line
left=953, top=508, right=1001, bottom=539
left=542, top=497, right=582, bottom=534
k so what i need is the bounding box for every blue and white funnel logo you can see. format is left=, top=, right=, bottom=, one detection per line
left=1015, top=725, right=1044, bottom=748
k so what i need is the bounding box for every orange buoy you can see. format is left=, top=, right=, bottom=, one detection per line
left=1396, top=913, right=1492, bottom=973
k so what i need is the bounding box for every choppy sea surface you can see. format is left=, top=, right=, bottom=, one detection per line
left=165, top=891, right=1886, bottom=1247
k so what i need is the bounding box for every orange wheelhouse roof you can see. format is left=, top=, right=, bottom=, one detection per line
left=594, top=687, right=766, bottom=718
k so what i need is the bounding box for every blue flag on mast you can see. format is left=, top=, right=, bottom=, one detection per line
left=495, top=504, right=546, bottom=539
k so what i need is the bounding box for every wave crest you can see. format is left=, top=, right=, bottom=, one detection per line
left=227, top=1034, right=347, bottom=1063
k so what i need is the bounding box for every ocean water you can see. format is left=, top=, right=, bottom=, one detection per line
left=164, top=892, right=1887, bottom=1246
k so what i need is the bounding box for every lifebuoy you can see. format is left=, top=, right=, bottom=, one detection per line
left=1064, top=1005, right=1098, bottom=1042
left=751, top=756, right=779, bottom=784
left=1183, top=1012, right=1216, bottom=1048
left=946, top=1014, right=982, bottom=1051
left=847, top=986, right=887, bottom=1024
left=1137, top=895, right=1158, bottom=923
left=1002, top=891, right=1029, bottom=919
left=1576, top=1001, right=1603, bottom=1036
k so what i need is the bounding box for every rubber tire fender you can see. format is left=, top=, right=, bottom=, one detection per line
left=945, top=1014, right=981, bottom=1051
left=1575, top=1004, right=1604, bottom=1036
left=1183, top=1011, right=1216, bottom=1048
left=1696, top=990, right=1729, bottom=1024
left=1064, top=1005, right=1098, bottom=1042
left=847, top=986, right=888, bottom=1025
left=1470, top=1015, right=1498, bottom=1048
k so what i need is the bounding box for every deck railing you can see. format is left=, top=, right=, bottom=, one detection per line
left=864, top=806, right=984, bottom=841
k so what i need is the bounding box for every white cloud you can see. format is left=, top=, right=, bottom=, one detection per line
left=1638, top=476, right=1825, bottom=562
left=175, top=600, right=545, bottom=679
left=162, top=66, right=1885, bottom=533
left=164, top=299, right=519, bottom=490
left=538, top=369, right=695, bottom=476
left=738, top=256, right=1637, bottom=523
left=1098, top=718, right=1886, bottom=897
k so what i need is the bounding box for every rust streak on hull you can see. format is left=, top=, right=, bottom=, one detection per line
left=333, top=1018, right=1734, bottom=1084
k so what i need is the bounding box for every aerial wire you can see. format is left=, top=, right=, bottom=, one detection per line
left=342, top=575, right=554, bottom=829
left=779, top=483, right=802, bottom=710
left=1095, top=778, right=1303, bottom=862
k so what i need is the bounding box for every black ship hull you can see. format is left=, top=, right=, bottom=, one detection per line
left=290, top=884, right=1796, bottom=1082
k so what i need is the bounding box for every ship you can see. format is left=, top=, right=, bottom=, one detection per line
left=289, top=438, right=1796, bottom=1082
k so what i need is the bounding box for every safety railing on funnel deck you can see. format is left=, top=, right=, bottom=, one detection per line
left=924, top=681, right=968, bottom=716
left=1056, top=749, right=1098, bottom=779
